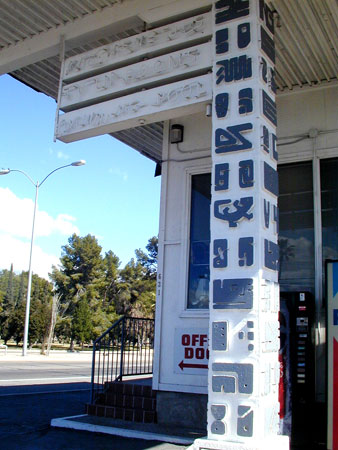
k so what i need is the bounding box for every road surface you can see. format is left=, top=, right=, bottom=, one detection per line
left=0, top=349, right=187, bottom=450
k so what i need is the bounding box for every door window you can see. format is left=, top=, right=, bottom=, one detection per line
left=187, top=173, right=211, bottom=309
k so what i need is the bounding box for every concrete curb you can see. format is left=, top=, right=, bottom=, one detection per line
left=0, top=350, right=93, bottom=362
left=51, top=415, right=195, bottom=445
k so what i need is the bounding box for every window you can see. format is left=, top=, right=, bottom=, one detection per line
left=187, top=173, right=211, bottom=309
left=185, top=160, right=336, bottom=308
left=278, top=162, right=315, bottom=294
left=321, top=158, right=338, bottom=286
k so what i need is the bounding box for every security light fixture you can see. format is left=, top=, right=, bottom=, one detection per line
left=170, top=124, right=184, bottom=144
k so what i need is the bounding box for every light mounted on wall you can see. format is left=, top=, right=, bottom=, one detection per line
left=170, top=124, right=184, bottom=144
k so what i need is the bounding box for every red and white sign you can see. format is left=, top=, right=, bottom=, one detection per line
left=174, top=328, right=209, bottom=375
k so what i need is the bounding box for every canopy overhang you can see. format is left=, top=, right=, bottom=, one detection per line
left=0, top=0, right=337, bottom=160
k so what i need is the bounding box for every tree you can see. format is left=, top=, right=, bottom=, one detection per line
left=72, top=297, right=93, bottom=349
left=102, top=250, right=120, bottom=308
left=116, top=252, right=157, bottom=319
left=18, top=272, right=26, bottom=305
left=135, top=236, right=158, bottom=280
left=0, top=265, right=19, bottom=343
left=0, top=268, right=53, bottom=347
left=50, top=234, right=107, bottom=349
left=51, top=233, right=106, bottom=301
left=9, top=304, right=25, bottom=346
left=45, top=294, right=60, bottom=355
left=0, top=235, right=158, bottom=348
left=26, top=275, right=53, bottom=348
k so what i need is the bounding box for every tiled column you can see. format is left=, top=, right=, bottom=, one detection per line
left=192, top=1, right=289, bottom=449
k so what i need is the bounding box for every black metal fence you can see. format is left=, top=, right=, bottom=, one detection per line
left=90, top=316, right=155, bottom=403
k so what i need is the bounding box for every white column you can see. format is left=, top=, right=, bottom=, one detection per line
left=192, top=1, right=288, bottom=448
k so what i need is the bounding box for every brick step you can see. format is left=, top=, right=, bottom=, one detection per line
left=105, top=381, right=155, bottom=398
left=86, top=382, right=157, bottom=424
left=104, top=391, right=156, bottom=410
left=86, top=403, right=156, bottom=423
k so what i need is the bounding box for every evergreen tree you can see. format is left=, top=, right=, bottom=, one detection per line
left=135, top=236, right=158, bottom=280
left=0, top=264, right=16, bottom=343
left=117, top=256, right=156, bottom=319
left=18, top=272, right=26, bottom=306
left=72, top=296, right=93, bottom=349
left=0, top=268, right=52, bottom=345
left=102, top=250, right=120, bottom=307
left=28, top=275, right=53, bottom=348
left=50, top=233, right=107, bottom=348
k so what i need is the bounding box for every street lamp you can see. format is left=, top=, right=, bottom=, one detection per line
left=0, top=160, right=86, bottom=356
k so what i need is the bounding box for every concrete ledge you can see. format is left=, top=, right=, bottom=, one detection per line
left=187, top=435, right=290, bottom=450
left=157, top=391, right=207, bottom=430
left=51, top=414, right=197, bottom=445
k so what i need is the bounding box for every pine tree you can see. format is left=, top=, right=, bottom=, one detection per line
left=0, top=264, right=16, bottom=343
left=72, top=297, right=93, bottom=349
left=50, top=234, right=107, bottom=349
left=135, top=236, right=158, bottom=280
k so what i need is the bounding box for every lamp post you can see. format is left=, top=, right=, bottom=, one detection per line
left=0, top=160, right=86, bottom=356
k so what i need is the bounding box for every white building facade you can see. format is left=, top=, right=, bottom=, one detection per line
left=0, top=1, right=337, bottom=448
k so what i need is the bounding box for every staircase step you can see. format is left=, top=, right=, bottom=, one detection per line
left=104, top=392, right=156, bottom=410
left=105, top=381, right=155, bottom=398
left=87, top=382, right=157, bottom=424
left=86, top=403, right=157, bottom=423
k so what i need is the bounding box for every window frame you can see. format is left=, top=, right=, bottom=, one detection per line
left=279, top=146, right=338, bottom=314
left=179, top=164, right=211, bottom=318
left=178, top=149, right=338, bottom=318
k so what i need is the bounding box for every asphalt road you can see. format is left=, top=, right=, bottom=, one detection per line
left=0, top=352, right=92, bottom=386
left=0, top=351, right=188, bottom=450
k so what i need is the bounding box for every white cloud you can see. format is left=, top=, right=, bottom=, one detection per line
left=0, top=234, right=59, bottom=280
left=0, top=187, right=79, bottom=238
left=36, top=211, right=79, bottom=237
left=108, top=167, right=128, bottom=182
left=0, top=187, right=79, bottom=279
left=57, top=151, right=70, bottom=160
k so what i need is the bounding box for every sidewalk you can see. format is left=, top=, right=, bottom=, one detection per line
left=51, top=414, right=204, bottom=446
left=0, top=347, right=93, bottom=362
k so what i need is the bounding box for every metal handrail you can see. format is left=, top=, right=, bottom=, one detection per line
left=90, top=316, right=155, bottom=403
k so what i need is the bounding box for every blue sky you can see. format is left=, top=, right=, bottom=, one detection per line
left=0, top=74, right=161, bottom=279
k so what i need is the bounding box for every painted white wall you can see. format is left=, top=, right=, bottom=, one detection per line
left=154, top=111, right=211, bottom=393
left=277, top=84, right=338, bottom=163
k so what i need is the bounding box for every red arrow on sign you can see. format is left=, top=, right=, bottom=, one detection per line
left=178, top=360, right=208, bottom=371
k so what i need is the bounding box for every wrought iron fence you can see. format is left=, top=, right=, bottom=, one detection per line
left=90, top=316, right=155, bottom=403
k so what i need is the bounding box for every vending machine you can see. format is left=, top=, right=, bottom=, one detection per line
left=279, top=291, right=316, bottom=446
left=327, top=260, right=338, bottom=450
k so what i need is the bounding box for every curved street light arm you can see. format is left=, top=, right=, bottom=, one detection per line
left=39, top=160, right=85, bottom=187
left=5, top=169, right=37, bottom=187
left=39, top=163, right=73, bottom=188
